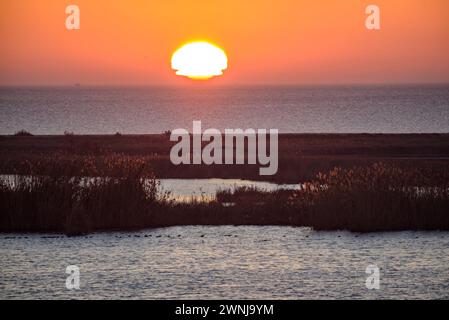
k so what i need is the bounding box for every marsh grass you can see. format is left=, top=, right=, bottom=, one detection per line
left=1, top=156, right=448, bottom=234
left=289, top=163, right=449, bottom=231
left=209, top=163, right=449, bottom=231
left=0, top=154, right=159, bottom=235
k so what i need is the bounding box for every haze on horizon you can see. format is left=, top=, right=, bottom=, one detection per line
left=1, top=0, right=448, bottom=86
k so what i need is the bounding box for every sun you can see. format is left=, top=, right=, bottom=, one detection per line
left=171, top=41, right=228, bottom=80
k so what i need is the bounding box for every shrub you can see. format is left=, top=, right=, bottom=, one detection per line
left=13, top=130, right=33, bottom=136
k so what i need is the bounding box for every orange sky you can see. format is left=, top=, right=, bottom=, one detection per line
left=1, top=0, right=448, bottom=85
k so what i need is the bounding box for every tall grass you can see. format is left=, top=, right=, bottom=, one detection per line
left=0, top=154, right=159, bottom=235
left=289, top=163, right=449, bottom=231
left=211, top=163, right=449, bottom=231
left=1, top=156, right=448, bottom=234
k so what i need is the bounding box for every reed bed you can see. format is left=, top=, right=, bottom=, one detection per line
left=1, top=154, right=448, bottom=234
left=0, top=154, right=159, bottom=235
left=289, top=163, right=449, bottom=231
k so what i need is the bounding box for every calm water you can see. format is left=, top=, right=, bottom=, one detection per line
left=1, top=226, right=449, bottom=299
left=1, top=85, right=449, bottom=134
left=0, top=176, right=297, bottom=203
left=158, top=178, right=299, bottom=202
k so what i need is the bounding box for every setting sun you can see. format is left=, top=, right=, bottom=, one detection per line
left=171, top=41, right=228, bottom=80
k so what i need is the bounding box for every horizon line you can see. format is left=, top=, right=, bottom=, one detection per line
left=1, top=82, right=449, bottom=88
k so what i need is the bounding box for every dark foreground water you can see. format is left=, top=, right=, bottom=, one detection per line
left=1, top=85, right=449, bottom=134
left=1, top=226, right=448, bottom=299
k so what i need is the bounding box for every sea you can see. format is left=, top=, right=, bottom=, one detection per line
left=1, top=85, right=448, bottom=134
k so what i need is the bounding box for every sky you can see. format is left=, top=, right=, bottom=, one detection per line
left=1, top=0, right=448, bottom=85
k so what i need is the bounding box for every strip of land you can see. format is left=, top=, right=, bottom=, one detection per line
left=1, top=133, right=449, bottom=183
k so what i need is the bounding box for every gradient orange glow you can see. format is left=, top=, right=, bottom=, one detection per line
left=0, top=0, right=448, bottom=85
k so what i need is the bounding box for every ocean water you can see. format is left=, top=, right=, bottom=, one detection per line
left=1, top=85, right=448, bottom=134
left=1, top=226, right=449, bottom=299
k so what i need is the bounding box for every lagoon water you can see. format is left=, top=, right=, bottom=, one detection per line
left=0, top=176, right=297, bottom=202
left=158, top=178, right=299, bottom=202
left=1, top=226, right=449, bottom=299
left=1, top=85, right=449, bottom=134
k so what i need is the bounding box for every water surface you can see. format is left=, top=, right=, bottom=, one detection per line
left=1, top=226, right=448, bottom=299
left=158, top=178, right=298, bottom=202
left=1, top=85, right=448, bottom=134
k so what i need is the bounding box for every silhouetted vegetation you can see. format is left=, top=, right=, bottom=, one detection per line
left=1, top=153, right=448, bottom=234
left=290, top=163, right=449, bottom=232
left=13, top=130, right=33, bottom=136
left=0, top=154, right=159, bottom=235
left=163, top=130, right=172, bottom=138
